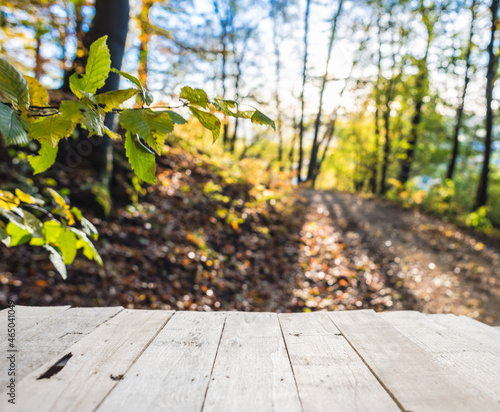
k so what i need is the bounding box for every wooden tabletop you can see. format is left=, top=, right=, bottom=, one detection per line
left=1, top=307, right=499, bottom=411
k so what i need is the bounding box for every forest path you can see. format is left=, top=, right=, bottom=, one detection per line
left=302, top=189, right=500, bottom=325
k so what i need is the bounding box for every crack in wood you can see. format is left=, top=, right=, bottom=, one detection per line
left=37, top=353, right=73, bottom=380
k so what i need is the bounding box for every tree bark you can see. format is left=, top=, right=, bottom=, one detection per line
left=297, top=0, right=310, bottom=183
left=306, top=0, right=343, bottom=182
left=138, top=0, right=153, bottom=87
left=446, top=1, right=476, bottom=181
left=370, top=17, right=383, bottom=194
left=475, top=0, right=499, bottom=209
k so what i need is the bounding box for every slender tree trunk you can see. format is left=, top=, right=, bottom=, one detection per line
left=61, top=5, right=86, bottom=92
left=370, top=19, right=383, bottom=194
left=34, top=27, right=43, bottom=80
left=297, top=0, right=311, bottom=183
left=311, top=117, right=336, bottom=188
left=221, top=44, right=229, bottom=147
left=229, top=57, right=241, bottom=153
left=370, top=107, right=380, bottom=193
left=447, top=1, right=475, bottom=180
left=311, top=25, right=365, bottom=188
left=380, top=110, right=391, bottom=195
left=307, top=0, right=343, bottom=182
left=475, top=0, right=499, bottom=209
left=272, top=10, right=283, bottom=169
left=288, top=131, right=297, bottom=173
left=138, top=0, right=153, bottom=87
left=397, top=17, right=432, bottom=185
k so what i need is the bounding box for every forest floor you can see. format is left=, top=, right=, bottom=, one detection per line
left=302, top=189, right=500, bottom=325
left=1, top=145, right=499, bottom=324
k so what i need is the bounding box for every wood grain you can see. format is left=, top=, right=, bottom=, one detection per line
left=98, top=311, right=225, bottom=412
left=203, top=312, right=302, bottom=412
left=329, top=310, right=500, bottom=412
left=279, top=312, right=399, bottom=412
left=18, top=309, right=172, bottom=412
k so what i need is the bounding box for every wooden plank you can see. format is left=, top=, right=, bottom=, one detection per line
left=98, top=311, right=225, bottom=412
left=0, top=305, right=71, bottom=334
left=203, top=312, right=302, bottom=412
left=12, top=307, right=123, bottom=383
left=0, top=305, right=71, bottom=404
left=279, top=312, right=399, bottom=412
left=329, top=310, right=500, bottom=412
left=429, top=313, right=500, bottom=353
left=18, top=309, right=173, bottom=412
left=380, top=311, right=500, bottom=400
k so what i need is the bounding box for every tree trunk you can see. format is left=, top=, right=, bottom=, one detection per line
left=297, top=0, right=310, bottom=183
left=272, top=8, right=283, bottom=169
left=380, top=110, right=391, bottom=195
left=475, top=0, right=499, bottom=209
left=85, top=0, right=129, bottom=188
left=446, top=1, right=475, bottom=181
left=397, top=9, right=433, bottom=185
left=370, top=18, right=383, bottom=194
left=306, top=0, right=343, bottom=182
left=138, top=0, right=153, bottom=87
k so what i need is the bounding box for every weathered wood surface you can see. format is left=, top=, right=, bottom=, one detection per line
left=203, top=312, right=302, bottom=412
left=0, top=307, right=499, bottom=412
left=279, top=312, right=399, bottom=412
left=98, top=311, right=225, bottom=412
left=18, top=309, right=172, bottom=412
left=329, top=310, right=500, bottom=411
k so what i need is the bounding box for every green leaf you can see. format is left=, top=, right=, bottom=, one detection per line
left=0, top=209, right=25, bottom=229
left=251, top=109, right=276, bottom=130
left=43, top=219, right=63, bottom=244
left=104, top=126, right=122, bottom=140
left=58, top=228, right=77, bottom=265
left=70, top=206, right=83, bottom=221
left=28, top=141, right=58, bottom=174
left=29, top=237, right=44, bottom=246
left=70, top=227, right=103, bottom=265
left=6, top=221, right=31, bottom=246
left=81, top=105, right=106, bottom=136
left=0, top=102, right=29, bottom=145
left=180, top=86, right=209, bottom=109
left=28, top=110, right=77, bottom=147
left=69, top=36, right=111, bottom=96
left=165, top=110, right=187, bottom=125
left=0, top=58, right=29, bottom=111
left=24, top=76, right=49, bottom=106
left=124, top=132, right=157, bottom=184
left=0, top=221, right=10, bottom=246
left=23, top=210, right=43, bottom=238
left=43, top=244, right=67, bottom=279
left=111, top=68, right=153, bottom=105
left=94, top=88, right=139, bottom=112
left=213, top=99, right=238, bottom=116
left=189, top=107, right=221, bottom=142
left=120, top=109, right=173, bottom=154
left=81, top=216, right=98, bottom=240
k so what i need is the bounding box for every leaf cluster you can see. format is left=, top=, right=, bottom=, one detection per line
left=0, top=188, right=101, bottom=279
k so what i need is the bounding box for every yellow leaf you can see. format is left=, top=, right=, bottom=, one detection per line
left=0, top=191, right=19, bottom=211
left=47, top=188, right=69, bottom=209
left=15, top=188, right=44, bottom=205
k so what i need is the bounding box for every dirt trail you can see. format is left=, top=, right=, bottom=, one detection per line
left=304, top=189, right=500, bottom=325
